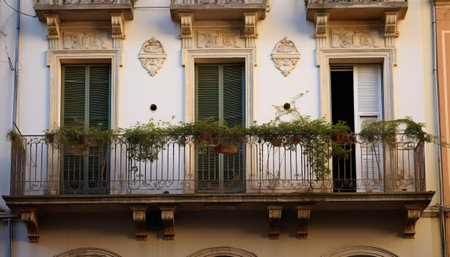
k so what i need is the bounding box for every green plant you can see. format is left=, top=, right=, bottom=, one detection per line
left=7, top=129, right=25, bottom=150
left=44, top=121, right=114, bottom=155
left=359, top=117, right=432, bottom=148
left=121, top=119, right=170, bottom=162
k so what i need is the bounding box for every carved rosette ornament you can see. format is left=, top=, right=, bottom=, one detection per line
left=139, top=37, right=167, bottom=77
left=271, top=37, right=301, bottom=77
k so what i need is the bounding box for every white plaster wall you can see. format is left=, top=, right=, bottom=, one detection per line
left=10, top=212, right=441, bottom=257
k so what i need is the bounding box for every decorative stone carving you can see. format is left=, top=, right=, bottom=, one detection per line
left=297, top=205, right=312, bottom=239
left=315, top=14, right=328, bottom=38
left=197, top=29, right=242, bottom=48
left=160, top=207, right=176, bottom=240
left=271, top=37, right=301, bottom=77
left=198, top=0, right=244, bottom=3
left=62, top=31, right=112, bottom=49
left=130, top=206, right=148, bottom=241
left=267, top=205, right=282, bottom=239
left=21, top=209, right=39, bottom=242
left=403, top=205, right=422, bottom=239
left=111, top=13, right=125, bottom=40
left=188, top=247, right=257, bottom=257
left=180, top=13, right=194, bottom=48
left=54, top=247, right=122, bottom=257
left=384, top=12, right=398, bottom=38
left=139, top=37, right=167, bottom=77
left=45, top=14, right=60, bottom=50
left=331, top=29, right=381, bottom=48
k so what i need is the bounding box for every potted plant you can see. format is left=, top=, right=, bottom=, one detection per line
left=121, top=119, right=169, bottom=162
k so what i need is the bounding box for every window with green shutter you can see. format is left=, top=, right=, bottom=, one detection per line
left=195, top=64, right=245, bottom=193
left=61, top=64, right=111, bottom=194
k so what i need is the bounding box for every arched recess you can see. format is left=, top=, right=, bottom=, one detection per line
left=321, top=245, right=399, bottom=257
left=54, top=247, right=122, bottom=257
left=188, top=246, right=257, bottom=257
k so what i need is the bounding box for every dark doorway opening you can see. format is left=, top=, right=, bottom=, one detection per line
left=331, top=67, right=356, bottom=192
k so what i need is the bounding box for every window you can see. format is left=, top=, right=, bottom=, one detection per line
left=331, top=65, right=382, bottom=192
left=195, top=63, right=245, bottom=193
left=61, top=64, right=111, bottom=194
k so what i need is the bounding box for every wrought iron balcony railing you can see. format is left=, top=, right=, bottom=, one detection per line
left=9, top=133, right=425, bottom=196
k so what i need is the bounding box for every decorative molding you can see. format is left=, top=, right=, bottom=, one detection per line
left=21, top=209, right=39, bottom=242
left=403, top=205, right=422, bottom=239
left=139, top=37, right=167, bottom=77
left=111, top=13, right=125, bottom=40
left=297, top=205, right=312, bottom=239
left=267, top=205, right=282, bottom=239
left=130, top=206, right=148, bottom=241
left=384, top=11, right=399, bottom=38
left=271, top=37, right=301, bottom=77
left=321, top=245, right=399, bottom=257
left=160, top=207, right=176, bottom=240
left=315, top=14, right=328, bottom=39
left=331, top=29, right=382, bottom=48
left=45, top=14, right=61, bottom=50
left=244, top=12, right=257, bottom=48
left=197, top=29, right=242, bottom=49
left=62, top=30, right=112, bottom=49
left=54, top=247, right=122, bottom=257
left=188, top=247, right=257, bottom=257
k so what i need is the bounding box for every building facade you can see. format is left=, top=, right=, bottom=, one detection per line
left=0, top=0, right=443, bottom=256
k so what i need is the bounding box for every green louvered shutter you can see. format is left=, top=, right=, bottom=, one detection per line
left=62, top=64, right=110, bottom=194
left=196, top=64, right=244, bottom=193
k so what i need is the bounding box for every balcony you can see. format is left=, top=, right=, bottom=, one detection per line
left=6, top=132, right=430, bottom=195
left=170, top=0, right=270, bottom=21
left=33, top=0, right=135, bottom=22
left=4, top=131, right=433, bottom=240
left=305, top=0, right=408, bottom=21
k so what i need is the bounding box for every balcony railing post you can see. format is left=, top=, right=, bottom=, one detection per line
left=414, top=142, right=425, bottom=191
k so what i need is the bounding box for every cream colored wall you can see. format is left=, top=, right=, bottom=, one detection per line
left=10, top=212, right=441, bottom=257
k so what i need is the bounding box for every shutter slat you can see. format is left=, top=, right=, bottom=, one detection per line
left=197, top=65, right=219, bottom=121
left=63, top=66, right=86, bottom=126
left=223, top=64, right=244, bottom=127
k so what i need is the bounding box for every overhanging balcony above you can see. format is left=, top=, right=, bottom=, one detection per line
left=305, top=0, right=408, bottom=21
left=33, top=0, right=135, bottom=22
left=170, top=0, right=270, bottom=21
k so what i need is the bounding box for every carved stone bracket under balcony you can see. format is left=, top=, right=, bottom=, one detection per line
left=267, top=205, right=282, bottom=240
left=130, top=206, right=148, bottom=241
left=297, top=205, right=312, bottom=239
left=160, top=206, right=176, bottom=240
left=19, top=208, right=40, bottom=242
left=403, top=204, right=422, bottom=239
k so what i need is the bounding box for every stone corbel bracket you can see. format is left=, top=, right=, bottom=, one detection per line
left=180, top=13, right=193, bottom=49
left=20, top=208, right=40, bottom=242
left=271, top=37, right=301, bottom=77
left=267, top=205, right=283, bottom=239
left=297, top=205, right=312, bottom=239
left=130, top=206, right=148, bottom=241
left=403, top=205, right=422, bottom=239
left=139, top=37, right=168, bottom=77
left=160, top=206, right=176, bottom=240
left=45, top=13, right=60, bottom=50
left=111, top=13, right=125, bottom=40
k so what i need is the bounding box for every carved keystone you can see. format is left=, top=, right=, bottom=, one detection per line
left=161, top=207, right=176, bottom=240
left=403, top=205, right=422, bottom=239
left=21, top=209, right=39, bottom=242
left=267, top=205, right=283, bottom=240
left=297, top=205, right=312, bottom=239
left=130, top=206, right=148, bottom=241
left=271, top=37, right=301, bottom=77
